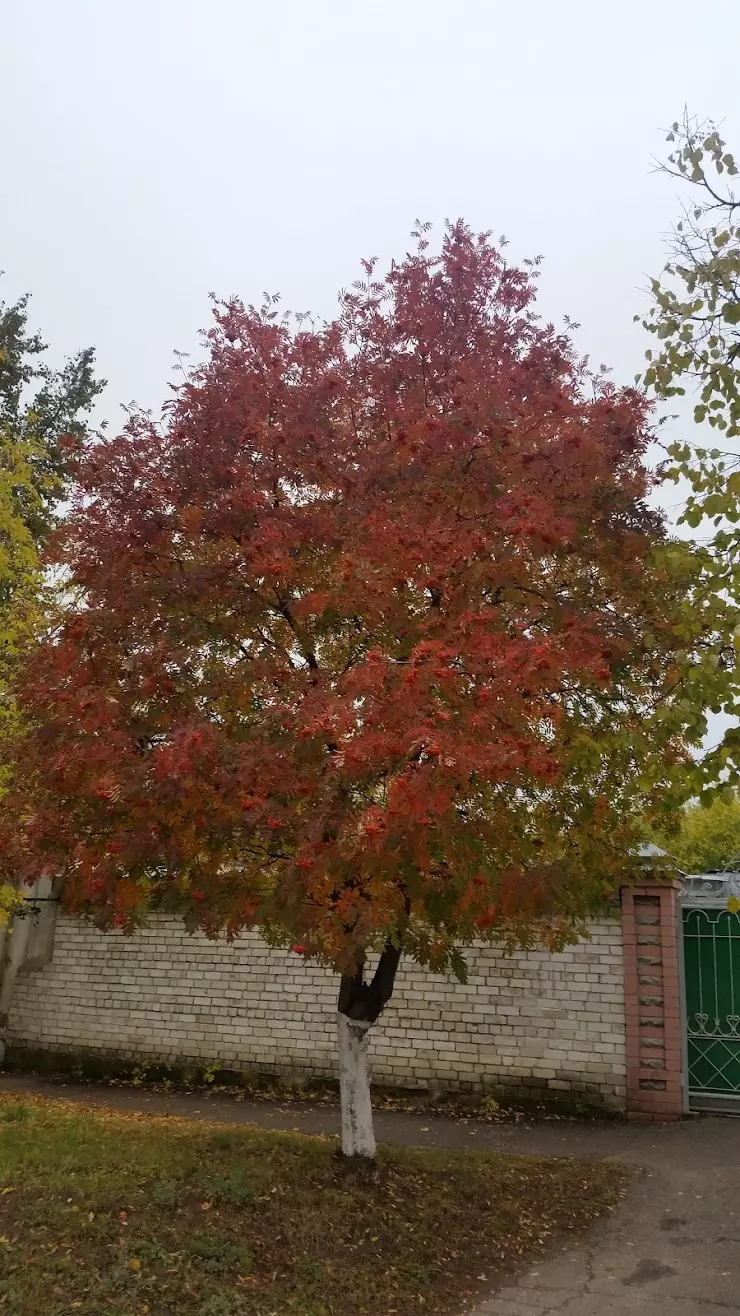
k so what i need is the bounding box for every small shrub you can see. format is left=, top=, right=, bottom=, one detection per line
left=198, top=1295, right=236, bottom=1316
left=198, top=1162, right=256, bottom=1206
left=130, top=1236, right=175, bottom=1266
left=151, top=1178, right=179, bottom=1208
left=207, top=1129, right=246, bottom=1152
left=408, top=1262, right=435, bottom=1286
left=0, top=1103, right=29, bottom=1124
left=187, top=1231, right=252, bottom=1275
left=298, top=1254, right=326, bottom=1281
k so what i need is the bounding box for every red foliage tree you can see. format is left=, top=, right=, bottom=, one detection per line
left=1, top=224, right=703, bottom=1154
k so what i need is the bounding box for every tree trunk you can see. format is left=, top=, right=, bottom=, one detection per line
left=336, top=939, right=402, bottom=1158
left=337, top=1014, right=375, bottom=1157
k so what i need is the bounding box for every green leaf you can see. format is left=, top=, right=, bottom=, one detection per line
left=449, top=949, right=469, bottom=985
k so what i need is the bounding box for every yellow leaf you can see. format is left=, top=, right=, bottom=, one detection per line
left=128, top=1257, right=141, bottom=1271
left=728, top=896, right=740, bottom=914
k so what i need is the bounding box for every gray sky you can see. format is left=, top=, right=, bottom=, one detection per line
left=3, top=0, right=739, bottom=426
left=4, top=0, right=740, bottom=757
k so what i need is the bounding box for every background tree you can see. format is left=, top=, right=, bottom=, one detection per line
left=0, top=225, right=726, bottom=1155
left=0, top=289, right=103, bottom=535
left=642, top=110, right=740, bottom=435
left=652, top=793, right=740, bottom=874
left=0, top=287, right=102, bottom=1035
left=642, top=113, right=740, bottom=792
left=0, top=287, right=103, bottom=711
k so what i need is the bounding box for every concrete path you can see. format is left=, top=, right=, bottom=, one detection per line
left=1, top=1074, right=738, bottom=1315
left=469, top=1117, right=740, bottom=1316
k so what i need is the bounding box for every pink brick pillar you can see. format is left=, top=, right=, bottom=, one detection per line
left=621, top=882, right=684, bottom=1121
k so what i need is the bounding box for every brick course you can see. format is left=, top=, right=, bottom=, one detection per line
left=8, top=913, right=627, bottom=1109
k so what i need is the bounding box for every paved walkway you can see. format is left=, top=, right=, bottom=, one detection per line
left=2, top=1075, right=739, bottom=1315
left=469, top=1117, right=740, bottom=1316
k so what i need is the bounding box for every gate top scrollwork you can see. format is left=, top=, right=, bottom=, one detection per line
left=681, top=873, right=740, bottom=906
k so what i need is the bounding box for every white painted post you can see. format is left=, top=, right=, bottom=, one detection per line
left=0, top=882, right=39, bottom=1063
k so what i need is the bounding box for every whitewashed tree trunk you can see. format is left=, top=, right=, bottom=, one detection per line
left=337, top=1013, right=376, bottom=1159
left=336, top=937, right=404, bottom=1158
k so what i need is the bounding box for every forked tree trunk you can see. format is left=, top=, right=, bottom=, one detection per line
left=336, top=940, right=402, bottom=1159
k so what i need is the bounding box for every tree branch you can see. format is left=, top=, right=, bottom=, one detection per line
left=273, top=591, right=319, bottom=672
left=338, top=938, right=403, bottom=1023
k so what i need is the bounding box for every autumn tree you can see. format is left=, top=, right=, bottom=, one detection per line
left=0, top=288, right=102, bottom=1029
left=1, top=224, right=726, bottom=1155
left=642, top=113, right=740, bottom=792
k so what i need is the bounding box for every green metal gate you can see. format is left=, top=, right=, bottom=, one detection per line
left=683, top=903, right=740, bottom=1110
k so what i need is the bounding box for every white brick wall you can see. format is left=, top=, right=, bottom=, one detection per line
left=8, top=914, right=627, bottom=1109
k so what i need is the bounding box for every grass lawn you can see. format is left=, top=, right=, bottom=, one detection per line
left=0, top=1094, right=628, bottom=1316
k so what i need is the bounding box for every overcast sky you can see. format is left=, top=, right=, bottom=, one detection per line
left=3, top=0, right=739, bottom=428
left=3, top=0, right=740, bottom=755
